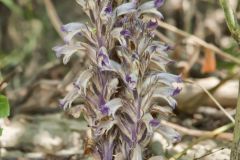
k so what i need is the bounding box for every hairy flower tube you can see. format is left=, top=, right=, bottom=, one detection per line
left=53, top=0, right=182, bottom=159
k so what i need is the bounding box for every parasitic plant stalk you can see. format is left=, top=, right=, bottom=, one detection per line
left=53, top=0, right=182, bottom=159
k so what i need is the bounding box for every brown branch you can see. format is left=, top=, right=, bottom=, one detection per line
left=43, top=0, right=65, bottom=39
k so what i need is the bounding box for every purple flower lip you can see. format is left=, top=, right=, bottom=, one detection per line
left=149, top=119, right=160, bottom=127
left=100, top=104, right=109, bottom=115
left=173, top=134, right=182, bottom=143
left=131, top=53, right=139, bottom=61
left=120, top=29, right=132, bottom=37
left=125, top=74, right=135, bottom=84
left=61, top=25, right=66, bottom=32
left=104, top=5, right=112, bottom=14
left=52, top=45, right=63, bottom=58
left=59, top=99, right=66, bottom=108
left=154, top=0, right=164, bottom=8
left=98, top=50, right=110, bottom=67
left=125, top=74, right=137, bottom=90
left=147, top=20, right=158, bottom=30
left=172, top=87, right=182, bottom=96
left=164, top=44, right=174, bottom=51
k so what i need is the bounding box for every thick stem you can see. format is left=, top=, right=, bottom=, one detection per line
left=230, top=80, right=240, bottom=159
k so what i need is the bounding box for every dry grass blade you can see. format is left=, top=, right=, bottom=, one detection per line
left=194, top=148, right=225, bottom=160
left=185, top=79, right=235, bottom=123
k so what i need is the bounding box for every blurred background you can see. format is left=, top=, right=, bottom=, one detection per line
left=0, top=0, right=239, bottom=159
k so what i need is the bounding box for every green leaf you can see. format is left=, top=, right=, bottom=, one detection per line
left=0, top=95, right=10, bottom=118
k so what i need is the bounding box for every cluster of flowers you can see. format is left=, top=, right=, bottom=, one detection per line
left=53, top=0, right=182, bottom=159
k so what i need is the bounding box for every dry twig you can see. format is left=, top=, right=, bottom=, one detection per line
left=43, top=0, right=65, bottom=39
left=194, top=148, right=225, bottom=160
left=156, top=20, right=240, bottom=65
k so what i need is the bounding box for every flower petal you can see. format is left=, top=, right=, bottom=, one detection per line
left=151, top=73, right=182, bottom=86
left=153, top=93, right=177, bottom=108
left=95, top=119, right=116, bottom=136
left=100, top=5, right=113, bottom=23
left=74, top=69, right=93, bottom=95
left=106, top=78, right=119, bottom=100
left=138, top=0, right=164, bottom=11
left=157, top=124, right=181, bottom=143
left=114, top=2, right=136, bottom=16
left=97, top=47, right=110, bottom=68
left=52, top=44, right=84, bottom=64
left=149, top=119, right=160, bottom=127
left=154, top=0, right=165, bottom=8
left=59, top=89, right=79, bottom=109
left=120, top=29, right=132, bottom=37
left=138, top=4, right=164, bottom=20
left=61, top=22, right=85, bottom=32
left=125, top=73, right=138, bottom=90
left=105, top=98, right=122, bottom=117
left=146, top=19, right=158, bottom=30
left=62, top=23, right=96, bottom=44
left=153, top=86, right=181, bottom=97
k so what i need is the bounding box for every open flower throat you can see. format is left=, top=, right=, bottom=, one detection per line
left=53, top=0, right=182, bottom=159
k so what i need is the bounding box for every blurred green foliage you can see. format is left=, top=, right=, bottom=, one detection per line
left=0, top=94, right=10, bottom=135
left=0, top=95, right=10, bottom=118
left=0, top=0, right=59, bottom=71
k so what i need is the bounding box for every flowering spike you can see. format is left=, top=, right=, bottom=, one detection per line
left=53, top=0, right=182, bottom=159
